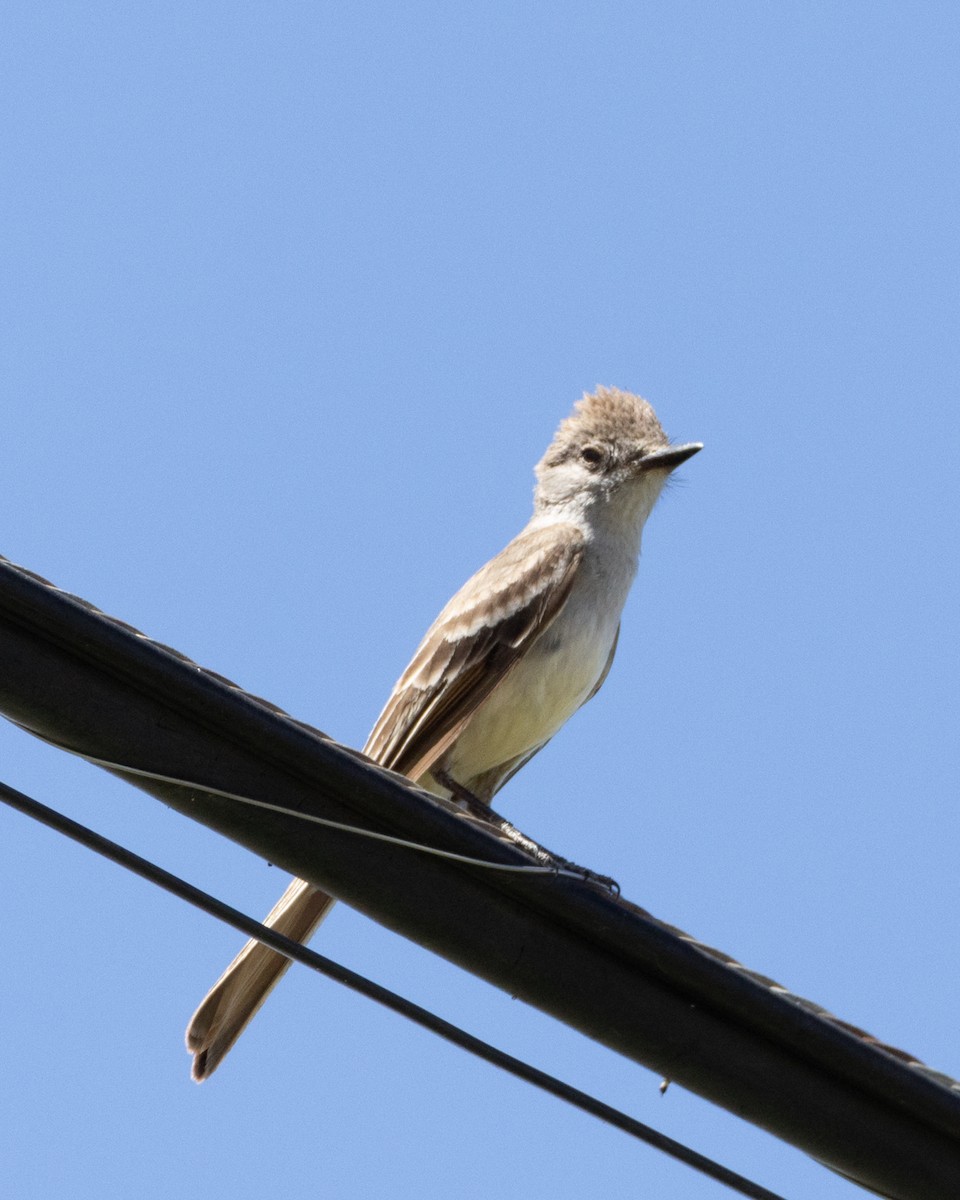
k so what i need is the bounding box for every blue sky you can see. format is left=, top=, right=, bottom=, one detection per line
left=2, top=4, right=959, bottom=1197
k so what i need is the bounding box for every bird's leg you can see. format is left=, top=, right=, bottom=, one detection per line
left=432, top=769, right=494, bottom=821
left=432, top=769, right=619, bottom=895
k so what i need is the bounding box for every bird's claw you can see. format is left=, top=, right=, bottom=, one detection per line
left=554, top=859, right=620, bottom=895
left=434, top=771, right=621, bottom=895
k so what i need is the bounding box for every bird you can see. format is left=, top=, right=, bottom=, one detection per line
left=186, top=386, right=701, bottom=1080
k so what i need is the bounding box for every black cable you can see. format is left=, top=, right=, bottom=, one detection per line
left=0, top=777, right=788, bottom=1200
left=14, top=734, right=592, bottom=881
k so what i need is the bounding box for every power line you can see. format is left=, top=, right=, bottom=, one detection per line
left=3, top=550, right=959, bottom=1198
left=20, top=735, right=602, bottom=882
left=0, top=776, right=787, bottom=1200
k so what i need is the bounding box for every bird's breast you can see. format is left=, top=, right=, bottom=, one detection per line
left=443, top=554, right=631, bottom=780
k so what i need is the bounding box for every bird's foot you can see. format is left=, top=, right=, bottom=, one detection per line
left=550, top=857, right=620, bottom=895
left=432, top=770, right=619, bottom=894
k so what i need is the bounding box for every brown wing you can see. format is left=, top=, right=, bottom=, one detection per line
left=363, top=522, right=585, bottom=782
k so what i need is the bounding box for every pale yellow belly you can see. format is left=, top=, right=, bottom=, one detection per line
left=440, top=601, right=618, bottom=784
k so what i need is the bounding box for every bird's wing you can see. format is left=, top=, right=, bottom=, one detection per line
left=363, top=522, right=585, bottom=783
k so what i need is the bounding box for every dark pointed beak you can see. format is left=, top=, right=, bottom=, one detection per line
left=638, top=442, right=703, bottom=472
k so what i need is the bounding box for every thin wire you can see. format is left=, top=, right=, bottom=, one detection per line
left=23, top=734, right=592, bottom=881
left=0, top=777, right=788, bottom=1200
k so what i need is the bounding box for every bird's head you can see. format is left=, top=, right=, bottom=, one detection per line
left=534, top=387, right=702, bottom=524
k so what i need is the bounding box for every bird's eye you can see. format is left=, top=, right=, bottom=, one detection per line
left=580, top=445, right=604, bottom=467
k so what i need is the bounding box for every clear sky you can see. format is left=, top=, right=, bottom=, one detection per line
left=2, top=4, right=959, bottom=1198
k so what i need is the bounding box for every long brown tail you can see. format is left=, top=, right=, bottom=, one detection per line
left=185, top=878, right=336, bottom=1081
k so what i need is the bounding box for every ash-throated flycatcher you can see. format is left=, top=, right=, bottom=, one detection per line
left=186, top=386, right=701, bottom=1080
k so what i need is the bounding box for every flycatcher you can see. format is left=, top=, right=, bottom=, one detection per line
left=187, top=386, right=701, bottom=1080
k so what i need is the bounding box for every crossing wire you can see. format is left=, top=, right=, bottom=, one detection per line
left=0, top=776, right=788, bottom=1200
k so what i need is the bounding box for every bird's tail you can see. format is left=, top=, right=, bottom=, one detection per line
left=185, top=878, right=336, bottom=1081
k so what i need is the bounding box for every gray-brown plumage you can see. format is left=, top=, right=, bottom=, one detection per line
left=364, top=523, right=585, bottom=789
left=186, top=387, right=700, bottom=1080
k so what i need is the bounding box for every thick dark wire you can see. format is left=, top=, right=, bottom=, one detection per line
left=0, top=778, right=788, bottom=1200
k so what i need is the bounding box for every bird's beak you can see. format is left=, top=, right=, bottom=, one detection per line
left=638, top=442, right=703, bottom=472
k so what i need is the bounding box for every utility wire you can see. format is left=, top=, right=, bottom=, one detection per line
left=0, top=777, right=788, bottom=1200
left=20, top=737, right=592, bottom=881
